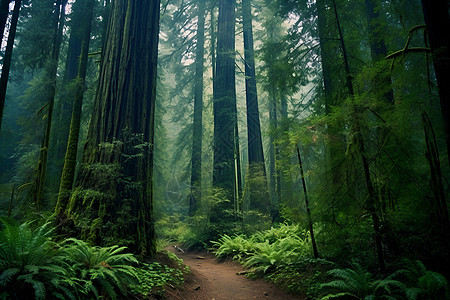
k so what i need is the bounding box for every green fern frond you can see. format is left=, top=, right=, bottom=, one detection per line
left=0, top=268, right=20, bottom=286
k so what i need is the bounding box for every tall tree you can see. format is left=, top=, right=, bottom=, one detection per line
left=213, top=0, right=237, bottom=201
left=242, top=0, right=268, bottom=212
left=364, top=0, right=393, bottom=103
left=0, top=0, right=21, bottom=132
left=34, top=0, right=68, bottom=209
left=68, top=0, right=160, bottom=255
left=55, top=0, right=95, bottom=226
left=189, top=0, right=206, bottom=216
left=420, top=0, right=450, bottom=165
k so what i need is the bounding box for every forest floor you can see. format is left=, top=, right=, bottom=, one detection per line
left=164, top=247, right=306, bottom=300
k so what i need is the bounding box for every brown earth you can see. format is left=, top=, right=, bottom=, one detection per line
left=164, top=247, right=306, bottom=300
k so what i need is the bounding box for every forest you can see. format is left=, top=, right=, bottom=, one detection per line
left=0, top=0, right=449, bottom=299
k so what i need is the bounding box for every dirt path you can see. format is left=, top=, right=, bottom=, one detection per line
left=165, top=248, right=305, bottom=300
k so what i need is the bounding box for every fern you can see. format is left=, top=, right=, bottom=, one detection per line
left=0, top=218, right=71, bottom=299
left=62, top=238, right=139, bottom=299
left=320, top=261, right=405, bottom=299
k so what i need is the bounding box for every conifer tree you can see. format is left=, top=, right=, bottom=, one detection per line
left=68, top=0, right=160, bottom=255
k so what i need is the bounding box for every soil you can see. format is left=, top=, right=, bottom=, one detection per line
left=164, top=247, right=306, bottom=300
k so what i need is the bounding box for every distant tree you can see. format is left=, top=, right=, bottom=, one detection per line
left=189, top=0, right=206, bottom=216
left=34, top=0, right=68, bottom=209
left=242, top=0, right=269, bottom=213
left=68, top=0, right=160, bottom=255
left=213, top=0, right=237, bottom=202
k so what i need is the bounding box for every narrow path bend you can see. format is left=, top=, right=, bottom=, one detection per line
left=166, top=248, right=305, bottom=300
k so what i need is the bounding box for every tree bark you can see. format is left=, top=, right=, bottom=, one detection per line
left=0, top=0, right=21, bottom=132
left=70, top=0, right=160, bottom=255
left=213, top=0, right=237, bottom=200
left=34, top=0, right=67, bottom=209
left=189, top=0, right=206, bottom=216
left=420, top=0, right=450, bottom=165
left=242, top=0, right=268, bottom=213
left=55, top=0, right=95, bottom=225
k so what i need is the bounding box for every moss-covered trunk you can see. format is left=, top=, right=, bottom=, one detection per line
left=69, top=0, right=160, bottom=256
left=55, top=0, right=95, bottom=225
left=34, top=0, right=67, bottom=209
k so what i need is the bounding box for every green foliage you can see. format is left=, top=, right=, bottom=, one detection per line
left=320, top=261, right=405, bottom=299
left=61, top=238, right=138, bottom=300
left=0, top=218, right=74, bottom=299
left=319, top=260, right=450, bottom=300
left=1, top=218, right=189, bottom=300
left=129, top=253, right=189, bottom=297
left=212, top=224, right=313, bottom=275
left=212, top=234, right=254, bottom=261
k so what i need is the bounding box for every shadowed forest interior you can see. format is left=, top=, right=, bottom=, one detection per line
left=0, top=0, right=449, bottom=299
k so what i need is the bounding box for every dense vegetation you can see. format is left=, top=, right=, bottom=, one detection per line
left=0, top=0, right=449, bottom=299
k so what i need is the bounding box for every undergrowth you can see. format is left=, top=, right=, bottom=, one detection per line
left=211, top=224, right=450, bottom=299
left=0, top=217, right=190, bottom=300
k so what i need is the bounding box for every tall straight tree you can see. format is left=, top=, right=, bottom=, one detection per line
left=364, top=0, right=393, bottom=103
left=420, top=0, right=450, bottom=165
left=213, top=0, right=237, bottom=200
left=54, top=0, right=95, bottom=225
left=0, top=0, right=21, bottom=132
left=189, top=0, right=206, bottom=216
left=242, top=0, right=268, bottom=211
left=34, top=0, right=68, bottom=209
left=68, top=0, right=160, bottom=255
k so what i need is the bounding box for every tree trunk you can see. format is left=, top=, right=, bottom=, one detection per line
left=243, top=0, right=268, bottom=213
left=0, top=0, right=21, bottom=132
left=316, top=0, right=333, bottom=112
left=268, top=88, right=278, bottom=220
left=420, top=0, right=450, bottom=165
left=189, top=0, right=206, bottom=216
left=297, top=146, right=319, bottom=258
left=70, top=0, right=160, bottom=255
left=365, top=0, right=393, bottom=103
left=213, top=0, right=236, bottom=200
left=34, top=0, right=67, bottom=209
left=0, top=0, right=9, bottom=40
left=55, top=0, right=95, bottom=225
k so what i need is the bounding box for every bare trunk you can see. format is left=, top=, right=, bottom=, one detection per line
left=0, top=0, right=21, bottom=132
left=189, top=0, right=206, bottom=216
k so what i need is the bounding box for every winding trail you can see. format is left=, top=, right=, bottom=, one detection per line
left=166, top=248, right=305, bottom=300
